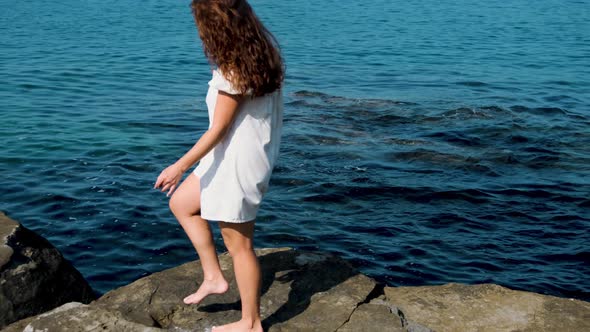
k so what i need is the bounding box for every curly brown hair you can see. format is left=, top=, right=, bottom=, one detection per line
left=190, top=0, right=285, bottom=97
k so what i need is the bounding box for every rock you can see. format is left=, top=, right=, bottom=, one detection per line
left=1, top=302, right=162, bottom=332
left=92, top=247, right=396, bottom=331
left=337, top=297, right=405, bottom=332
left=0, top=211, right=96, bottom=329
left=384, top=282, right=590, bottom=332
left=4, top=236, right=590, bottom=332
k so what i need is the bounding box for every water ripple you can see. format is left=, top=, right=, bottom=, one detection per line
left=1, top=0, right=589, bottom=301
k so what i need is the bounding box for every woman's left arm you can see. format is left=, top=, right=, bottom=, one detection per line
left=154, top=91, right=242, bottom=196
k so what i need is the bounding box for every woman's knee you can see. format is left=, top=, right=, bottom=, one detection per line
left=220, top=223, right=254, bottom=255
left=168, top=193, right=182, bottom=216
left=168, top=174, right=202, bottom=216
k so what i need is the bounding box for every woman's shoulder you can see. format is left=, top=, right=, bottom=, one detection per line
left=209, top=68, right=241, bottom=95
left=210, top=68, right=282, bottom=97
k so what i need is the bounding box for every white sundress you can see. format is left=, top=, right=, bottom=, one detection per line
left=192, top=69, right=284, bottom=223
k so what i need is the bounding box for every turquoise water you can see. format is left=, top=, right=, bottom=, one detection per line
left=1, top=0, right=589, bottom=300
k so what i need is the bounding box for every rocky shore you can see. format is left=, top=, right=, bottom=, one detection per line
left=1, top=211, right=589, bottom=331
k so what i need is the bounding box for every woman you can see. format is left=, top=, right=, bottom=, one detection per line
left=153, top=0, right=284, bottom=331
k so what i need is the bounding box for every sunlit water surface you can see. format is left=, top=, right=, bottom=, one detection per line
left=1, top=0, right=589, bottom=300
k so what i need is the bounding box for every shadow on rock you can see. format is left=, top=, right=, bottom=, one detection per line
left=93, top=247, right=379, bottom=331
left=198, top=248, right=373, bottom=330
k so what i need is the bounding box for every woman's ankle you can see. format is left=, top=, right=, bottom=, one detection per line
left=240, top=316, right=261, bottom=327
left=203, top=272, right=226, bottom=282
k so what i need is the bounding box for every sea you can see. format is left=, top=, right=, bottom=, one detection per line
left=1, top=0, right=589, bottom=301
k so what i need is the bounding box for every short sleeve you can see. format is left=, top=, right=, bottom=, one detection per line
left=209, top=69, right=240, bottom=95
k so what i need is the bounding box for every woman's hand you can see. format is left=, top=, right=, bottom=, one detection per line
left=154, top=162, right=184, bottom=197
left=154, top=91, right=241, bottom=198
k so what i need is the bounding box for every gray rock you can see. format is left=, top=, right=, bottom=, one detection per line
left=384, top=282, right=590, bottom=332
left=0, top=212, right=96, bottom=329
left=336, top=297, right=405, bottom=332
left=92, top=247, right=394, bottom=332
left=4, top=236, right=589, bottom=332
left=1, top=302, right=162, bottom=332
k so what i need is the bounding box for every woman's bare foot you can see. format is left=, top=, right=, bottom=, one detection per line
left=183, top=276, right=229, bottom=305
left=211, top=317, right=263, bottom=332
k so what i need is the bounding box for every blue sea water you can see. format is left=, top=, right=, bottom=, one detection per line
left=1, top=0, right=589, bottom=300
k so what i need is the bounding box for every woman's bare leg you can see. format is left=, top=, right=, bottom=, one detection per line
left=169, top=173, right=229, bottom=305
left=212, top=220, right=263, bottom=332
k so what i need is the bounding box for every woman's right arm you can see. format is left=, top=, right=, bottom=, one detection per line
left=154, top=91, right=243, bottom=196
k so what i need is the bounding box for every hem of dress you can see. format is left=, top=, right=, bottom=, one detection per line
left=193, top=162, right=258, bottom=224
left=202, top=215, right=256, bottom=223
